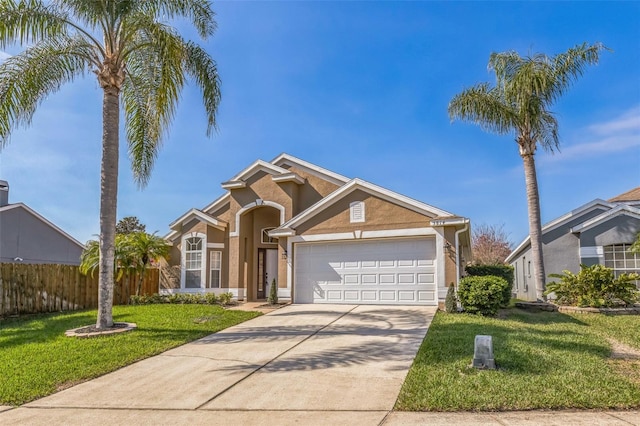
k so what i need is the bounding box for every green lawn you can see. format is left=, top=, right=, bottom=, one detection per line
left=0, top=305, right=260, bottom=405
left=396, top=308, right=640, bottom=411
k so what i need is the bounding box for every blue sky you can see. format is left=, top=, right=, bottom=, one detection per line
left=0, top=1, right=639, bottom=248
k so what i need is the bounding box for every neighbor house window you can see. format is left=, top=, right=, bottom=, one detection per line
left=604, top=244, right=640, bottom=281
left=210, top=251, right=222, bottom=288
left=183, top=234, right=205, bottom=288
left=262, top=227, right=277, bottom=244
left=350, top=201, right=365, bottom=223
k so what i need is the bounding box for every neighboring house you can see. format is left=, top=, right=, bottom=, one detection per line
left=506, top=187, right=640, bottom=300
left=0, top=180, right=85, bottom=265
left=164, top=154, right=471, bottom=306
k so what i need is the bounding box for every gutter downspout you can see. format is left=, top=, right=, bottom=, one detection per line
left=454, top=220, right=470, bottom=287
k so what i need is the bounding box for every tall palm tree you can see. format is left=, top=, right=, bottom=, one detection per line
left=448, top=43, right=606, bottom=300
left=0, top=0, right=221, bottom=328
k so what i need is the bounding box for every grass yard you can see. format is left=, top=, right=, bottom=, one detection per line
left=396, top=308, right=640, bottom=411
left=0, top=305, right=260, bottom=405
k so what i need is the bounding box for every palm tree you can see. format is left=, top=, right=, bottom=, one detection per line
left=81, top=232, right=169, bottom=296
left=448, top=43, right=606, bottom=300
left=0, top=1, right=221, bottom=328
left=124, top=231, right=170, bottom=296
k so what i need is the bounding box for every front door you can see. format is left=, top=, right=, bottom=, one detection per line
left=257, top=248, right=278, bottom=299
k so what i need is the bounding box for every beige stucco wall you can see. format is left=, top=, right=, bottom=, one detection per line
left=294, top=190, right=430, bottom=235
left=283, top=165, right=341, bottom=215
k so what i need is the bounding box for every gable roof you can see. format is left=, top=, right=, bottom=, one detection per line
left=165, top=208, right=227, bottom=241
left=570, top=204, right=640, bottom=233
left=505, top=198, right=615, bottom=263
left=271, top=153, right=350, bottom=186
left=221, top=159, right=306, bottom=189
left=609, top=186, right=640, bottom=203
left=507, top=187, right=640, bottom=263
left=0, top=203, right=85, bottom=248
left=274, top=178, right=453, bottom=233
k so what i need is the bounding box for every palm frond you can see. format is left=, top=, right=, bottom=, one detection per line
left=183, top=41, right=221, bottom=135
left=548, top=42, right=608, bottom=102
left=532, top=110, right=560, bottom=153
left=0, top=34, right=91, bottom=147
left=448, top=83, right=518, bottom=136
left=137, top=0, right=217, bottom=38
left=121, top=17, right=191, bottom=187
left=0, top=0, right=69, bottom=48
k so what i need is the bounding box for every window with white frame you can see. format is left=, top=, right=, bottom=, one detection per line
left=350, top=201, right=365, bottom=223
left=184, top=236, right=203, bottom=288
left=210, top=251, right=222, bottom=288
left=604, top=244, right=640, bottom=281
left=262, top=227, right=277, bottom=244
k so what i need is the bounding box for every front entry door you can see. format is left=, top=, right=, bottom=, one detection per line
left=257, top=248, right=278, bottom=299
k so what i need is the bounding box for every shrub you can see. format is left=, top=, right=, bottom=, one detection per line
left=545, top=264, right=640, bottom=308
left=267, top=278, right=278, bottom=305
left=457, top=275, right=510, bottom=316
left=465, top=264, right=514, bottom=307
left=218, top=292, right=234, bottom=306
left=444, top=283, right=457, bottom=313
left=130, top=292, right=230, bottom=306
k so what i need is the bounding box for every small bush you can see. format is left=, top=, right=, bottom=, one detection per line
left=545, top=264, right=639, bottom=308
left=444, top=283, right=457, bottom=313
left=465, top=264, right=514, bottom=307
left=457, top=275, right=510, bottom=316
left=218, top=292, right=234, bottom=306
left=267, top=278, right=278, bottom=305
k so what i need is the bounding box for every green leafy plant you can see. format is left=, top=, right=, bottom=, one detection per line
left=218, top=292, right=234, bottom=306
left=457, top=276, right=510, bottom=316
left=545, top=264, right=639, bottom=308
left=444, top=283, right=457, bottom=313
left=130, top=293, right=230, bottom=306
left=267, top=278, right=279, bottom=305
left=465, top=264, right=514, bottom=307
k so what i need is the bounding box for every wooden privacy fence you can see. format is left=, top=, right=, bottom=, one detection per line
left=0, top=263, right=159, bottom=317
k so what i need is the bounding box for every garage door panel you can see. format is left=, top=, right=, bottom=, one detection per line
left=294, top=238, right=437, bottom=305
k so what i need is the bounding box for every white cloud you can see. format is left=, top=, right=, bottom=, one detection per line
left=541, top=105, right=640, bottom=163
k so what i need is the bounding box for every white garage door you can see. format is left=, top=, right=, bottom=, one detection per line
left=294, top=238, right=437, bottom=305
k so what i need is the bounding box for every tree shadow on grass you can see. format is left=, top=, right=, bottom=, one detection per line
left=0, top=311, right=97, bottom=348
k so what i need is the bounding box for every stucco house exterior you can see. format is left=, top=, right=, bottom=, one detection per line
left=506, top=187, right=640, bottom=300
left=0, top=180, right=85, bottom=265
left=163, top=154, right=471, bottom=306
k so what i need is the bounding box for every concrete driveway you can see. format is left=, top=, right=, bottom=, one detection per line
left=0, top=304, right=436, bottom=425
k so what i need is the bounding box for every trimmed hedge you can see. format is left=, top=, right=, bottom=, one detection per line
left=458, top=275, right=510, bottom=316
left=465, top=264, right=514, bottom=307
left=130, top=292, right=235, bottom=306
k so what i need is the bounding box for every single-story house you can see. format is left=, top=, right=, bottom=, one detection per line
left=0, top=180, right=85, bottom=265
left=506, top=187, right=640, bottom=300
left=163, top=154, right=471, bottom=306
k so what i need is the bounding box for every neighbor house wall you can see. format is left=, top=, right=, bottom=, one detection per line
left=0, top=206, right=83, bottom=265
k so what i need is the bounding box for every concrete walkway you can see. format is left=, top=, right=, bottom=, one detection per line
left=2, top=304, right=638, bottom=425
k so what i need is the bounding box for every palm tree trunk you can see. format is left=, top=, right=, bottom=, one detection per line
left=521, top=153, right=546, bottom=301
left=96, top=86, right=120, bottom=329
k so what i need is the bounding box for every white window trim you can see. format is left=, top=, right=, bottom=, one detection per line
left=181, top=232, right=207, bottom=289
left=350, top=201, right=365, bottom=223
left=209, top=250, right=222, bottom=288
left=604, top=243, right=640, bottom=278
